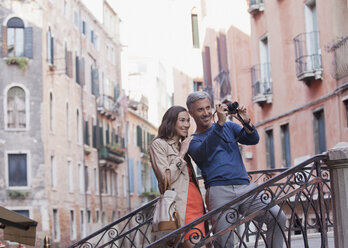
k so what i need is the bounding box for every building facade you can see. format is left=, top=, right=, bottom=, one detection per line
left=0, top=0, right=127, bottom=246
left=247, top=0, right=348, bottom=170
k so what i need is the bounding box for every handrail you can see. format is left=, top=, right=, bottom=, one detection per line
left=69, top=153, right=331, bottom=248
left=146, top=153, right=330, bottom=247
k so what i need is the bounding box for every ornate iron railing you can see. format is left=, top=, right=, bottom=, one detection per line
left=69, top=153, right=332, bottom=248
left=293, top=31, right=323, bottom=80
left=147, top=153, right=332, bottom=247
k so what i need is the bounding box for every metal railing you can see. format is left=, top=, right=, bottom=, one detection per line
left=251, top=63, right=272, bottom=98
left=148, top=154, right=331, bottom=247
left=69, top=153, right=332, bottom=248
left=293, top=31, right=322, bottom=80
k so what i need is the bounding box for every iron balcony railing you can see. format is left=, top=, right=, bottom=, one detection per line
left=247, top=0, right=264, bottom=14
left=293, top=31, right=323, bottom=81
left=251, top=63, right=272, bottom=101
left=69, top=153, right=331, bottom=248
left=330, top=36, right=348, bottom=80
left=97, top=95, right=118, bottom=116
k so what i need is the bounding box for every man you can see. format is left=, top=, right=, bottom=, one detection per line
left=186, top=91, right=286, bottom=248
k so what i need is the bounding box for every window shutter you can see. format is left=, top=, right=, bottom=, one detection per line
left=75, top=56, right=80, bottom=84
left=92, top=124, right=97, bottom=148
left=67, top=51, right=73, bottom=78
left=24, top=27, right=33, bottom=58
left=114, top=84, right=120, bottom=101
left=2, top=26, right=7, bottom=57
left=79, top=57, right=85, bottom=86
left=203, top=46, right=212, bottom=87
left=92, top=68, right=99, bottom=96
left=136, top=126, right=142, bottom=148
left=128, top=159, right=134, bottom=194
left=84, top=120, right=89, bottom=146
left=50, top=37, right=54, bottom=64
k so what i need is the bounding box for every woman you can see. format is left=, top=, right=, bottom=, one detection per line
left=149, top=106, right=206, bottom=247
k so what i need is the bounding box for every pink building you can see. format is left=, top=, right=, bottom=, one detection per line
left=246, top=0, right=348, bottom=170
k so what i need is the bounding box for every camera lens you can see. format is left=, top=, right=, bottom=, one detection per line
left=227, top=101, right=239, bottom=114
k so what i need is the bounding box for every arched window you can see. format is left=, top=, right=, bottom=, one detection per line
left=7, top=86, right=26, bottom=128
left=7, top=17, right=24, bottom=57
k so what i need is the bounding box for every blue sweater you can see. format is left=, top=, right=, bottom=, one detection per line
left=188, top=122, right=259, bottom=189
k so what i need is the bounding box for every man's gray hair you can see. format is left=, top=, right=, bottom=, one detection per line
left=186, top=91, right=212, bottom=111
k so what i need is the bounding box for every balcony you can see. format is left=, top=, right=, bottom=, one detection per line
left=293, top=31, right=323, bottom=82
left=251, top=63, right=272, bottom=105
left=97, top=95, right=118, bottom=120
left=247, top=0, right=264, bottom=15
left=99, top=144, right=125, bottom=165
left=331, top=36, right=348, bottom=80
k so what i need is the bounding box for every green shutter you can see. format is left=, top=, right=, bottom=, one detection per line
left=84, top=120, right=89, bottom=145
left=93, top=125, right=97, bottom=148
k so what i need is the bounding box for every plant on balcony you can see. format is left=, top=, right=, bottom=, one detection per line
left=6, top=57, right=29, bottom=71
left=84, top=146, right=92, bottom=155
left=7, top=189, right=30, bottom=199
left=106, top=143, right=126, bottom=157
left=141, top=190, right=159, bottom=199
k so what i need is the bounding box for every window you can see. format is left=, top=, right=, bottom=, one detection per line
left=6, top=86, right=27, bottom=129
left=122, top=175, right=127, bottom=197
left=87, top=210, right=91, bottom=223
left=115, top=172, right=119, bottom=196
left=84, top=119, right=89, bottom=146
left=70, top=210, right=76, bottom=240
left=344, top=99, right=348, bottom=127
left=96, top=210, right=100, bottom=223
left=3, top=17, right=33, bottom=58
left=90, top=29, right=94, bottom=44
left=47, top=28, right=54, bottom=65
left=265, top=129, right=275, bottom=169
left=53, top=209, right=60, bottom=241
left=91, top=67, right=99, bottom=96
left=7, top=153, right=28, bottom=187
left=193, top=81, right=203, bottom=92
left=84, top=165, right=89, bottom=192
left=80, top=210, right=85, bottom=238
left=50, top=92, right=54, bottom=131
left=81, top=20, right=87, bottom=35
left=74, top=11, right=79, bottom=28
left=191, top=11, right=200, bottom=48
left=66, top=102, right=71, bottom=139
left=281, top=124, right=291, bottom=167
left=128, top=159, right=134, bottom=194
left=304, top=0, right=320, bottom=69
left=259, top=35, right=271, bottom=93
left=51, top=155, right=57, bottom=188
left=14, top=210, right=29, bottom=218
left=78, top=163, right=84, bottom=193
left=92, top=119, right=97, bottom=148
left=313, top=109, right=326, bottom=154
left=94, top=168, right=98, bottom=194
left=77, top=109, right=81, bottom=144
left=68, top=160, right=73, bottom=192
left=64, top=43, right=73, bottom=77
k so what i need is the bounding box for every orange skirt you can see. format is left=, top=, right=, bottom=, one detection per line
left=184, top=181, right=205, bottom=241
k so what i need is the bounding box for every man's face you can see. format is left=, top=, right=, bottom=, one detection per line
left=189, top=98, right=213, bottom=131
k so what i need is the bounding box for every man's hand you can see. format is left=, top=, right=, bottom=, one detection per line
left=216, top=103, right=228, bottom=126
left=232, top=104, right=250, bottom=124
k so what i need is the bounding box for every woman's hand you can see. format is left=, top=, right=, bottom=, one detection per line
left=178, top=136, right=193, bottom=159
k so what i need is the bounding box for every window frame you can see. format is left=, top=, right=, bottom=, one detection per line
left=4, top=84, right=30, bottom=131
left=5, top=150, right=31, bottom=189
left=265, top=128, right=275, bottom=169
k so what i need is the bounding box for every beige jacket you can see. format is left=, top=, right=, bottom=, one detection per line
left=149, top=138, right=203, bottom=228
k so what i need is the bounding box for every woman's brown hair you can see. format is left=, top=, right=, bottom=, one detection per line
left=156, top=106, right=187, bottom=140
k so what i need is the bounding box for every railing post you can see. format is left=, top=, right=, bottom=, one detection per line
left=326, top=142, right=348, bottom=248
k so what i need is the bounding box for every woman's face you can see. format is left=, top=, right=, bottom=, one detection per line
left=175, top=111, right=190, bottom=138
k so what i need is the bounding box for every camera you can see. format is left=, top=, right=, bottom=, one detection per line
left=226, top=101, right=239, bottom=114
